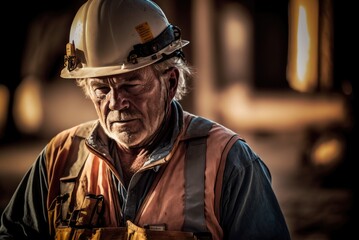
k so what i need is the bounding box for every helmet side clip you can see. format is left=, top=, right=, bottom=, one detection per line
left=64, top=41, right=78, bottom=72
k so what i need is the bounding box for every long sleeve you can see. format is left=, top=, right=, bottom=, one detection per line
left=0, top=148, right=50, bottom=240
left=220, top=140, right=291, bottom=240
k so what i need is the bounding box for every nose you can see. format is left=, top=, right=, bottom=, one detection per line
left=108, top=89, right=129, bottom=110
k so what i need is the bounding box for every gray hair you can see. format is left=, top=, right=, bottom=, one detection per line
left=76, top=57, right=194, bottom=101
left=152, top=57, right=193, bottom=100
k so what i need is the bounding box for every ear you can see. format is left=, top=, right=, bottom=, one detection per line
left=166, top=67, right=179, bottom=99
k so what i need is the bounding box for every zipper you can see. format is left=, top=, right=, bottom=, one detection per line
left=83, top=124, right=186, bottom=226
left=85, top=141, right=124, bottom=226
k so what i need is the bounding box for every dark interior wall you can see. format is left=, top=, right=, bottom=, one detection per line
left=333, top=1, right=358, bottom=236
left=0, top=0, right=86, bottom=144
left=252, top=0, right=290, bottom=90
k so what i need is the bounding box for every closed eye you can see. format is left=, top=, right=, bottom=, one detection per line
left=94, top=86, right=110, bottom=99
left=123, top=84, right=144, bottom=95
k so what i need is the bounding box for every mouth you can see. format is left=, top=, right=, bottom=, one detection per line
left=119, top=119, right=135, bottom=123
left=110, top=118, right=137, bottom=125
left=108, top=111, right=139, bottom=126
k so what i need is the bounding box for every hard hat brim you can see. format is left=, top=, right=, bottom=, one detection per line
left=60, top=40, right=189, bottom=79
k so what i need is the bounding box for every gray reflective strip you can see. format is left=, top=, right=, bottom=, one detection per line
left=183, top=117, right=213, bottom=232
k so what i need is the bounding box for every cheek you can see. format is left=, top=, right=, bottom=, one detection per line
left=92, top=98, right=109, bottom=121
left=143, top=91, right=167, bottom=125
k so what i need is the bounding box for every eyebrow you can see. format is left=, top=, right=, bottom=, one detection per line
left=89, top=73, right=141, bottom=82
left=126, top=72, right=142, bottom=81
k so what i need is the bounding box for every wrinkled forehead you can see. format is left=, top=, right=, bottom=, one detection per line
left=88, top=65, right=156, bottom=84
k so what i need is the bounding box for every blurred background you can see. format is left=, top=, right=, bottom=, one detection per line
left=0, top=0, right=357, bottom=239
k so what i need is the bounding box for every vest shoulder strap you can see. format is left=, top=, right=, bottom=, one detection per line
left=183, top=116, right=213, bottom=232
left=183, top=116, right=242, bottom=231
left=183, top=116, right=213, bottom=139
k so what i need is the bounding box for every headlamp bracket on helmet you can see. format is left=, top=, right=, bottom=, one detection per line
left=127, top=25, right=183, bottom=64
left=64, top=41, right=80, bottom=72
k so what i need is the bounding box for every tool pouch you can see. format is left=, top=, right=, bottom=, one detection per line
left=54, top=220, right=211, bottom=240
left=126, top=220, right=148, bottom=240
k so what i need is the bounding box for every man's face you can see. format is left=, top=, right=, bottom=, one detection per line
left=87, top=66, right=170, bottom=148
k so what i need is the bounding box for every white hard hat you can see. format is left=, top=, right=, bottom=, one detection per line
left=61, top=0, right=189, bottom=79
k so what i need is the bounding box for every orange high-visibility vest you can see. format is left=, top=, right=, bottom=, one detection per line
left=46, top=112, right=241, bottom=240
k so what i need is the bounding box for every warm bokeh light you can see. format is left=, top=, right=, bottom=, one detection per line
left=296, top=6, right=310, bottom=82
left=190, top=0, right=346, bottom=133
left=219, top=3, right=252, bottom=83
left=0, top=84, right=10, bottom=136
left=192, top=0, right=216, bottom=119
left=311, top=135, right=344, bottom=167
left=13, top=77, right=43, bottom=134
left=287, top=0, right=319, bottom=92
left=218, top=83, right=347, bottom=132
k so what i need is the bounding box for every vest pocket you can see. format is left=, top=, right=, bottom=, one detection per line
left=68, top=193, right=105, bottom=228
left=48, top=193, right=70, bottom=236
left=48, top=176, right=77, bottom=236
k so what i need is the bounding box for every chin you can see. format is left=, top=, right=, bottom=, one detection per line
left=111, top=133, right=144, bottom=148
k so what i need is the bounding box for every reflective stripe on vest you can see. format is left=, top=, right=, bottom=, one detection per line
left=183, top=116, right=213, bottom=232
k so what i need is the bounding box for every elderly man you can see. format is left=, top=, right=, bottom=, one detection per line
left=0, top=0, right=291, bottom=239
